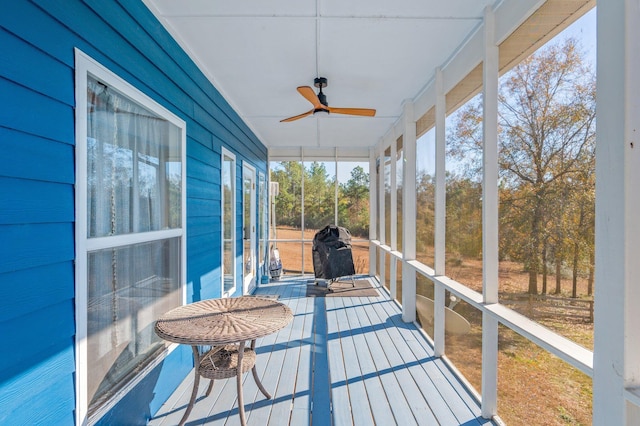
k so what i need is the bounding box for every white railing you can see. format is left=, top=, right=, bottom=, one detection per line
left=372, top=240, right=594, bottom=379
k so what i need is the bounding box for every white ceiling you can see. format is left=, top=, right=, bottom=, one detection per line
left=144, top=0, right=492, bottom=151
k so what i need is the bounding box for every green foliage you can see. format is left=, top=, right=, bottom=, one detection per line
left=270, top=162, right=370, bottom=238
left=339, top=166, right=370, bottom=237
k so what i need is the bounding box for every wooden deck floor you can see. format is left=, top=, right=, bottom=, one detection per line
left=149, top=277, right=493, bottom=426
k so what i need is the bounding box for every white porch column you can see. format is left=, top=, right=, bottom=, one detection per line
left=402, top=100, right=417, bottom=323
left=594, top=2, right=640, bottom=424
left=434, top=67, right=446, bottom=357
left=481, top=5, right=499, bottom=419
left=301, top=149, right=306, bottom=274
left=379, top=143, right=386, bottom=289
left=369, top=148, right=377, bottom=277
left=334, top=149, right=339, bottom=226
left=390, top=136, right=398, bottom=300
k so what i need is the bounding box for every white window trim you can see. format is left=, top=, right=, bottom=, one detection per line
left=221, top=147, right=236, bottom=297
left=74, top=49, right=187, bottom=426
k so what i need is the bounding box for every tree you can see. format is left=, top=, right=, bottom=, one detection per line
left=448, top=38, right=596, bottom=295
left=271, top=161, right=304, bottom=228
left=339, top=166, right=369, bottom=237
left=304, top=162, right=335, bottom=229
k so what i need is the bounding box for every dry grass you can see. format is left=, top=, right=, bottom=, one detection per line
left=272, top=227, right=370, bottom=275
left=274, top=228, right=593, bottom=425
left=424, top=254, right=594, bottom=425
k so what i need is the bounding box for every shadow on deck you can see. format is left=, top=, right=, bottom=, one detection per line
left=149, top=276, right=494, bottom=425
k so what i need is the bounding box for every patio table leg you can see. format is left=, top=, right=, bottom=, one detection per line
left=237, top=341, right=246, bottom=425
left=250, top=339, right=272, bottom=399
left=205, top=379, right=215, bottom=396
left=179, top=346, right=202, bottom=426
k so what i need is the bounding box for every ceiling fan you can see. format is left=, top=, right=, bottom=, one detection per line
left=280, top=77, right=376, bottom=122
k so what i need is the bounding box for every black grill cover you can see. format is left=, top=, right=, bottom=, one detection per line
left=312, top=225, right=356, bottom=280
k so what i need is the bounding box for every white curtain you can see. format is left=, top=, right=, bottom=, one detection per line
left=85, top=77, right=182, bottom=408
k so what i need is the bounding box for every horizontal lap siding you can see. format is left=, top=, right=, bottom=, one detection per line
left=0, top=0, right=268, bottom=424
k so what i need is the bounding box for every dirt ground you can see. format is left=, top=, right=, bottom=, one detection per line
left=273, top=226, right=593, bottom=425
left=271, top=227, right=370, bottom=275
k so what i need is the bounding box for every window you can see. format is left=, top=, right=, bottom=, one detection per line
left=222, top=148, right=236, bottom=295
left=416, top=127, right=436, bottom=268
left=74, top=50, right=186, bottom=423
left=258, top=172, right=268, bottom=278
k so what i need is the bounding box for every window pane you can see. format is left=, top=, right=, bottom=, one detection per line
left=270, top=161, right=303, bottom=240
left=497, top=324, right=592, bottom=424
left=416, top=274, right=435, bottom=338
left=496, top=16, right=596, bottom=347
left=87, top=76, right=181, bottom=237
left=87, top=238, right=181, bottom=410
left=259, top=173, right=267, bottom=277
left=222, top=153, right=235, bottom=293
left=444, top=299, right=482, bottom=396
left=275, top=241, right=303, bottom=277
left=351, top=240, right=370, bottom=275
left=384, top=148, right=392, bottom=244
left=445, top=98, right=483, bottom=291
left=243, top=170, right=254, bottom=279
left=337, top=162, right=369, bottom=239
left=304, top=161, right=335, bottom=232
left=416, top=128, right=435, bottom=268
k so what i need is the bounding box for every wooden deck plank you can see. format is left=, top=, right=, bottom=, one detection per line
left=363, top=296, right=439, bottom=425
left=239, top=284, right=298, bottom=426
left=332, top=298, right=382, bottom=424
left=340, top=296, right=397, bottom=426
left=325, top=296, right=355, bottom=426
left=351, top=297, right=419, bottom=426
left=264, top=290, right=305, bottom=426
left=369, top=297, right=461, bottom=425
left=289, top=294, right=313, bottom=426
left=147, top=365, right=197, bottom=425
left=376, top=295, right=485, bottom=425
left=150, top=277, right=493, bottom=426
left=255, top=280, right=309, bottom=426
left=310, top=296, right=332, bottom=426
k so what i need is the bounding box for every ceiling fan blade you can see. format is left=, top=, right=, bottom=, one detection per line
left=328, top=107, right=376, bottom=117
left=280, top=109, right=314, bottom=122
left=297, top=86, right=322, bottom=108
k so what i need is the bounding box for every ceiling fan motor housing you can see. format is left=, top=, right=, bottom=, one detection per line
left=313, top=77, right=328, bottom=88
left=314, top=77, right=329, bottom=106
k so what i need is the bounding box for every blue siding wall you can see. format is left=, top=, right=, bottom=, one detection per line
left=0, top=0, right=268, bottom=424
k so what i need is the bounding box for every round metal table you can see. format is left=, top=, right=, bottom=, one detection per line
left=155, top=296, right=293, bottom=425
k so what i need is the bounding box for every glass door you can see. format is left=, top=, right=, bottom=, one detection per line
left=243, top=163, right=257, bottom=294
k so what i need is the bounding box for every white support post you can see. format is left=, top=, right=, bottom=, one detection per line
left=334, top=148, right=338, bottom=226
left=402, top=100, right=417, bottom=323
left=594, top=2, right=640, bottom=424
left=433, top=68, right=446, bottom=357
left=301, top=150, right=305, bottom=275
left=482, top=313, right=499, bottom=419
left=379, top=144, right=386, bottom=289
left=434, top=283, right=445, bottom=358
left=481, top=5, right=499, bottom=419
left=434, top=68, right=446, bottom=277
left=390, top=137, right=398, bottom=299
left=369, top=148, right=377, bottom=277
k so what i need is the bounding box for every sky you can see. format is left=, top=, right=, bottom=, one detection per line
left=558, top=8, right=596, bottom=63
left=422, top=7, right=598, bottom=177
